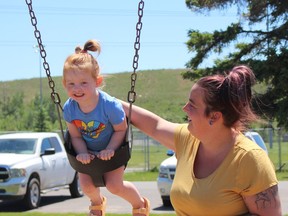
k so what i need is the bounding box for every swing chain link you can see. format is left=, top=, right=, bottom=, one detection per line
left=127, top=0, right=144, bottom=147
left=25, top=0, right=62, bottom=110
left=25, top=0, right=65, bottom=140
left=128, top=0, right=144, bottom=104
left=25, top=0, right=144, bottom=142
left=26, top=0, right=143, bottom=107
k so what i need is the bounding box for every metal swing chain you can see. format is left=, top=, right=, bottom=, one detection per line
left=25, top=0, right=65, bottom=139
left=128, top=0, right=144, bottom=104
left=127, top=0, right=144, bottom=145
left=25, top=0, right=144, bottom=142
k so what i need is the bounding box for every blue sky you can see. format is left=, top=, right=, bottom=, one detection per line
left=0, top=0, right=238, bottom=81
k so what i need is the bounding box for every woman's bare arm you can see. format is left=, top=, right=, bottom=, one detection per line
left=242, top=184, right=282, bottom=216
left=121, top=101, right=179, bottom=151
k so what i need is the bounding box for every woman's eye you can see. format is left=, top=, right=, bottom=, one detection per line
left=188, top=103, right=196, bottom=109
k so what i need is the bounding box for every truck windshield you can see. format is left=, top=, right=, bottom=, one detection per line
left=0, top=139, right=36, bottom=154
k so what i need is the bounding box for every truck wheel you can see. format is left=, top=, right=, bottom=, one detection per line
left=162, top=198, right=172, bottom=207
left=69, top=173, right=83, bottom=198
left=23, top=177, right=41, bottom=209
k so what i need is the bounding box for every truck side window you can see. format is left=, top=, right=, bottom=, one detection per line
left=41, top=138, right=52, bottom=155
left=49, top=137, right=62, bottom=153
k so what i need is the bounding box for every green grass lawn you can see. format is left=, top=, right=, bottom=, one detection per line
left=0, top=213, right=286, bottom=216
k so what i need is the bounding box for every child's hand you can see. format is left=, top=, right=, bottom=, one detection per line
left=97, top=149, right=115, bottom=161
left=76, top=153, right=95, bottom=164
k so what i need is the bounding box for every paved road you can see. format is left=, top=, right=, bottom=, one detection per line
left=0, top=181, right=287, bottom=215
left=279, top=181, right=288, bottom=215
left=0, top=181, right=174, bottom=214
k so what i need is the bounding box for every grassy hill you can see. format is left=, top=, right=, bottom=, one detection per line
left=0, top=69, right=193, bottom=123
left=2, top=69, right=287, bottom=173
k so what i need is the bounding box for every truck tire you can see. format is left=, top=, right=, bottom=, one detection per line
left=69, top=173, right=83, bottom=198
left=23, top=177, right=41, bottom=209
left=162, top=198, right=172, bottom=207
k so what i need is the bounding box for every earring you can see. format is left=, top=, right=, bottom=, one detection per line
left=209, top=119, right=213, bottom=126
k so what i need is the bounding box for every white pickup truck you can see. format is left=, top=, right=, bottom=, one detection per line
left=0, top=132, right=83, bottom=209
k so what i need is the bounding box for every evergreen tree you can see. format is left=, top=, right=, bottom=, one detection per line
left=33, top=106, right=49, bottom=132
left=184, top=0, right=288, bottom=129
left=47, top=99, right=58, bottom=124
left=0, top=93, right=24, bottom=131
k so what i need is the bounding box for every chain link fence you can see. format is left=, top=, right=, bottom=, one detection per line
left=1, top=128, right=287, bottom=172
left=128, top=129, right=169, bottom=172
left=129, top=128, right=288, bottom=172
left=252, top=128, right=288, bottom=172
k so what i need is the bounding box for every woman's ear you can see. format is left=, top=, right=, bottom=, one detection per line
left=208, top=112, right=222, bottom=126
left=211, top=112, right=222, bottom=121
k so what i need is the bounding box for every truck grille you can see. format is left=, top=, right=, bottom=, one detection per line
left=169, top=168, right=175, bottom=180
left=0, top=166, right=9, bottom=180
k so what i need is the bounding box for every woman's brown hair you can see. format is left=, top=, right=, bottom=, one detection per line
left=196, top=65, right=257, bottom=131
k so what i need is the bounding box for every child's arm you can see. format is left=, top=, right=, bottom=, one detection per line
left=97, top=118, right=127, bottom=161
left=67, top=122, right=95, bottom=164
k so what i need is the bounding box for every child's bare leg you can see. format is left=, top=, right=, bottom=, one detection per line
left=104, top=166, right=149, bottom=216
left=79, top=173, right=104, bottom=216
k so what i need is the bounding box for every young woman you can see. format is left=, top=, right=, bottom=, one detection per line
left=121, top=65, right=282, bottom=216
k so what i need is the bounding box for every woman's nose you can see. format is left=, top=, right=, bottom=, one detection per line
left=182, top=103, right=188, bottom=112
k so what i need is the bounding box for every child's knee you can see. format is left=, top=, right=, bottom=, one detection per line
left=106, top=182, right=124, bottom=195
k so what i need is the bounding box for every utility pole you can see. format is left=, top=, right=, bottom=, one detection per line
left=33, top=45, right=43, bottom=105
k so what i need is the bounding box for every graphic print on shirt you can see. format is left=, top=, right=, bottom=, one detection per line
left=72, top=119, right=106, bottom=140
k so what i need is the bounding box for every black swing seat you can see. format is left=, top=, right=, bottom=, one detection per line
left=64, top=131, right=131, bottom=187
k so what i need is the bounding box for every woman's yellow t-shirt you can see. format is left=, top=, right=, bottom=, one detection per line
left=170, top=124, right=277, bottom=216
